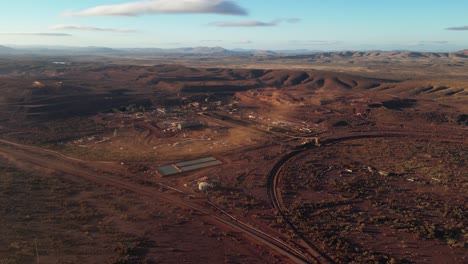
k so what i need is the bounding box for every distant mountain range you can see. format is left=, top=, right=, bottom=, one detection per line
left=121, top=46, right=233, bottom=55
left=1, top=45, right=468, bottom=58
left=0, top=45, right=236, bottom=55
left=279, top=50, right=468, bottom=59
left=0, top=45, right=15, bottom=52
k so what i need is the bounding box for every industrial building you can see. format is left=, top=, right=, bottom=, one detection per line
left=172, top=121, right=204, bottom=130
left=157, top=156, right=222, bottom=176
left=198, top=182, right=213, bottom=191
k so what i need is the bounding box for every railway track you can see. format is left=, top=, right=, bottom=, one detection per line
left=267, top=147, right=334, bottom=264
left=0, top=139, right=312, bottom=264
left=267, top=133, right=418, bottom=263
left=267, top=131, right=467, bottom=264
left=2, top=130, right=464, bottom=263
left=206, top=200, right=311, bottom=263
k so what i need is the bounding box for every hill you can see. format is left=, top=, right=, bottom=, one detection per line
left=0, top=62, right=465, bottom=123
left=278, top=50, right=468, bottom=60
left=4, top=45, right=468, bottom=59
left=0, top=45, right=14, bottom=53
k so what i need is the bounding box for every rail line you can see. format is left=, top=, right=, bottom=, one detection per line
left=268, top=147, right=335, bottom=264
left=267, top=133, right=416, bottom=263
left=206, top=200, right=314, bottom=263
left=0, top=139, right=312, bottom=264
left=267, top=131, right=467, bottom=264
left=2, top=130, right=465, bottom=263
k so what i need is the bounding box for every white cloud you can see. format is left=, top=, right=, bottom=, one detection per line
left=211, top=20, right=276, bottom=27
left=235, top=40, right=253, bottom=44
left=51, top=24, right=138, bottom=33
left=290, top=40, right=343, bottom=45
left=426, top=41, right=449, bottom=44
left=286, top=18, right=301, bottom=23
left=210, top=18, right=301, bottom=27
left=62, top=0, right=247, bottom=17
left=0, top=32, right=71, bottom=36
left=398, top=41, right=449, bottom=46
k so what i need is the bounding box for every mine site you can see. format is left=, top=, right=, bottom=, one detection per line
left=1, top=1, right=467, bottom=264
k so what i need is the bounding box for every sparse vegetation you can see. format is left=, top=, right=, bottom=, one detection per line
left=281, top=138, right=467, bottom=263
left=0, top=56, right=466, bottom=264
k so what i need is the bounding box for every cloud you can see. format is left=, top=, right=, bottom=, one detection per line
left=0, top=32, right=71, bottom=36
left=290, top=40, right=343, bottom=45
left=400, top=41, right=449, bottom=46
left=210, top=18, right=301, bottom=27
left=234, top=40, right=253, bottom=44
left=62, top=0, right=247, bottom=17
left=286, top=18, right=301, bottom=23
left=51, top=24, right=138, bottom=33
left=446, top=26, right=468, bottom=31
left=200, top=40, right=223, bottom=42
left=211, top=20, right=276, bottom=27
left=426, top=41, right=449, bottom=44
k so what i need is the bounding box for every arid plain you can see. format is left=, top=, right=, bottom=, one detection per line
left=0, top=50, right=466, bottom=263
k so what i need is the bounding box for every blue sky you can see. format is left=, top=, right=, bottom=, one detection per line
left=0, top=0, right=467, bottom=51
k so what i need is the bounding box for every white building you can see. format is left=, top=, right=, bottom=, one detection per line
left=198, top=182, right=212, bottom=191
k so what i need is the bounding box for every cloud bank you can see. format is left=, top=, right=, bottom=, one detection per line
left=210, top=18, right=301, bottom=27
left=51, top=24, right=138, bottom=33
left=62, top=0, right=247, bottom=17
left=200, top=40, right=223, bottom=42
left=290, top=40, right=344, bottom=45
left=399, top=41, right=449, bottom=47
left=426, top=41, right=449, bottom=44
left=235, top=40, right=253, bottom=44
left=211, top=20, right=276, bottom=27
left=446, top=26, right=468, bottom=31
left=0, top=32, right=71, bottom=36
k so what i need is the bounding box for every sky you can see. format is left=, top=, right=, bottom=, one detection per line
left=0, top=0, right=467, bottom=51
